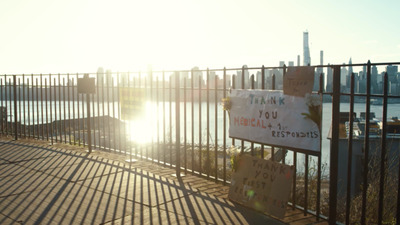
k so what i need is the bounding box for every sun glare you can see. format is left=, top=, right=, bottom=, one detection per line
left=126, top=102, right=157, bottom=144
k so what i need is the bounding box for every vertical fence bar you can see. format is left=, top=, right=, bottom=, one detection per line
left=206, top=68, right=210, bottom=178
left=31, top=75, right=34, bottom=138
left=41, top=75, right=44, bottom=139
left=214, top=74, right=218, bottom=181
left=115, top=73, right=121, bottom=153
left=4, top=76, right=7, bottom=135
left=156, top=76, right=159, bottom=162
left=378, top=72, right=388, bottom=225
left=53, top=78, right=57, bottom=142
left=4, top=77, right=7, bottom=135
left=102, top=73, right=106, bottom=150
left=144, top=74, right=148, bottom=158
left=124, top=73, right=129, bottom=156
left=117, top=73, right=121, bottom=153
left=45, top=79, right=48, bottom=141
left=91, top=93, right=95, bottom=149
left=271, top=74, right=276, bottom=160
left=97, top=73, right=101, bottom=150
left=2, top=77, right=4, bottom=135
left=82, top=90, right=85, bottom=147
left=149, top=71, right=153, bottom=160
left=304, top=154, right=309, bottom=216
left=67, top=74, right=71, bottom=144
left=223, top=67, right=227, bottom=184
left=316, top=72, right=323, bottom=221
left=232, top=76, right=235, bottom=147
left=77, top=74, right=81, bottom=146
left=292, top=152, right=297, bottom=210
left=87, top=89, right=92, bottom=153
left=329, top=65, right=341, bottom=225
left=107, top=73, right=111, bottom=151
left=260, top=66, right=265, bottom=158
left=199, top=74, right=202, bottom=174
left=27, top=78, right=30, bottom=138
left=72, top=77, right=76, bottom=145
left=241, top=66, right=245, bottom=153
left=112, top=77, right=116, bottom=151
left=250, top=75, right=255, bottom=155
left=1, top=79, right=3, bottom=135
left=13, top=75, right=17, bottom=140
left=49, top=76, right=53, bottom=145
left=58, top=74, right=62, bottom=143
left=18, top=78, right=21, bottom=138
left=163, top=72, right=166, bottom=166
left=175, top=71, right=181, bottom=177
left=36, top=78, right=39, bottom=139
left=361, top=61, right=371, bottom=225
left=62, top=77, right=67, bottom=144
left=169, top=74, right=172, bottom=166
left=184, top=76, right=187, bottom=173
left=191, top=69, right=195, bottom=174
left=345, top=73, right=355, bottom=224
left=397, top=84, right=400, bottom=225
left=1, top=78, right=3, bottom=135
left=23, top=75, right=26, bottom=138
left=63, top=78, right=66, bottom=143
left=8, top=77, right=11, bottom=136
left=22, top=76, right=25, bottom=138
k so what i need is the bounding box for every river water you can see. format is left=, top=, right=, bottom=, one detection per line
left=3, top=100, right=400, bottom=173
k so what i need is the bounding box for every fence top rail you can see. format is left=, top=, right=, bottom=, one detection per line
left=2, top=61, right=400, bottom=76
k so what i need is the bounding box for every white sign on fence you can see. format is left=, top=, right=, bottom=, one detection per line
left=229, top=90, right=321, bottom=152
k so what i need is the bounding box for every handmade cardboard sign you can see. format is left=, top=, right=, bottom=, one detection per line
left=229, top=154, right=294, bottom=218
left=78, top=74, right=96, bottom=94
left=229, top=90, right=321, bottom=152
left=283, top=66, right=315, bottom=97
left=120, top=88, right=146, bottom=120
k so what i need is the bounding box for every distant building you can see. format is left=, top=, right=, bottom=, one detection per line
left=314, top=51, right=324, bottom=91
left=297, top=55, right=301, bottom=66
left=345, top=58, right=353, bottom=89
left=387, top=65, right=398, bottom=83
left=191, top=67, right=204, bottom=88
left=303, top=31, right=311, bottom=66
left=97, top=67, right=104, bottom=85
left=236, top=65, right=249, bottom=88
left=326, top=64, right=333, bottom=92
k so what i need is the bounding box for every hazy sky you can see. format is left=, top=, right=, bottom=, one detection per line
left=1, top=0, right=399, bottom=74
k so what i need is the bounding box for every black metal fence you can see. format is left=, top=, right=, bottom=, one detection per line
left=1, top=61, right=400, bottom=224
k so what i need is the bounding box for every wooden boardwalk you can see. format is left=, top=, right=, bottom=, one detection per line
left=0, top=137, right=327, bottom=225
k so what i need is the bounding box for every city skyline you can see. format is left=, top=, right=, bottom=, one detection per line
left=0, top=0, right=399, bottom=74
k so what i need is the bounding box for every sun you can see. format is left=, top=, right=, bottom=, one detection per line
left=126, top=102, right=158, bottom=144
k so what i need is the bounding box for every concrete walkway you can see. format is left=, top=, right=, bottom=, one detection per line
left=0, top=137, right=327, bottom=225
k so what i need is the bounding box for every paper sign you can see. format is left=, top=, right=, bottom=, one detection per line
left=229, top=154, right=294, bottom=218
left=283, top=66, right=315, bottom=97
left=229, top=90, right=321, bottom=152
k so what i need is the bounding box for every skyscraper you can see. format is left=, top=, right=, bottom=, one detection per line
left=297, top=55, right=300, bottom=66
left=303, top=31, right=311, bottom=66
left=346, top=58, right=353, bottom=89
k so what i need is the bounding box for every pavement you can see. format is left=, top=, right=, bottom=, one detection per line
left=0, top=137, right=327, bottom=225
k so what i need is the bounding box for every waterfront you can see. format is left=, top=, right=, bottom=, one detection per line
left=2, top=100, right=400, bottom=172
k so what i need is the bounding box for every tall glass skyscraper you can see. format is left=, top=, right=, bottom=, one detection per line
left=303, top=31, right=311, bottom=66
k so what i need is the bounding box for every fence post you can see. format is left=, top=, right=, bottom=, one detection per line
left=87, top=92, right=92, bottom=153
left=329, top=65, right=341, bottom=224
left=13, top=75, right=18, bottom=140
left=175, top=71, right=181, bottom=177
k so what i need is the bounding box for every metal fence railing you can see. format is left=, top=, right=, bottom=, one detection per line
left=1, top=61, right=400, bottom=224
